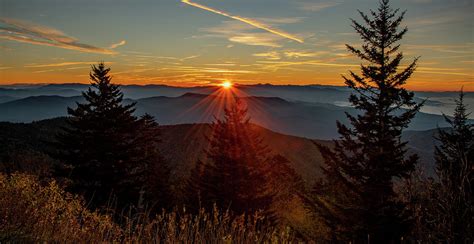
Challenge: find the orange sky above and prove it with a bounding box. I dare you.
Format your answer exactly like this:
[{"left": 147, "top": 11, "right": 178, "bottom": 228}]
[{"left": 0, "top": 0, "right": 473, "bottom": 92}]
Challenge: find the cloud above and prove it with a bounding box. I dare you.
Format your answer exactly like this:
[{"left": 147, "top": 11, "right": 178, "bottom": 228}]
[
  {"left": 201, "top": 21, "right": 284, "bottom": 47},
  {"left": 253, "top": 50, "right": 329, "bottom": 60},
  {"left": 298, "top": 2, "right": 341, "bottom": 12},
  {"left": 159, "top": 64, "right": 258, "bottom": 74},
  {"left": 228, "top": 35, "right": 282, "bottom": 47},
  {"left": 182, "top": 0, "right": 303, "bottom": 43},
  {"left": 0, "top": 17, "right": 117, "bottom": 54},
  {"left": 405, "top": 43, "right": 474, "bottom": 54},
  {"left": 256, "top": 60, "right": 358, "bottom": 72},
  {"left": 284, "top": 51, "right": 328, "bottom": 58},
  {"left": 253, "top": 51, "right": 281, "bottom": 60},
  {"left": 109, "top": 40, "right": 126, "bottom": 49},
  {"left": 205, "top": 63, "right": 236, "bottom": 67},
  {"left": 25, "top": 61, "right": 108, "bottom": 68},
  {"left": 180, "top": 55, "right": 200, "bottom": 61},
  {"left": 129, "top": 53, "right": 200, "bottom": 63},
  {"left": 255, "top": 17, "right": 305, "bottom": 25}
]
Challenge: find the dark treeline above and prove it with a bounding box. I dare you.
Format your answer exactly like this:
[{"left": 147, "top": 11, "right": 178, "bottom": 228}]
[{"left": 1, "top": 0, "right": 473, "bottom": 242}]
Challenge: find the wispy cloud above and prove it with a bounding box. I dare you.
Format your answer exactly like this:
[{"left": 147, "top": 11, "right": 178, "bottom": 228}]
[
  {"left": 180, "top": 55, "right": 200, "bottom": 61},
  {"left": 253, "top": 50, "right": 328, "bottom": 60},
  {"left": 256, "top": 60, "right": 358, "bottom": 72},
  {"left": 406, "top": 43, "right": 474, "bottom": 54},
  {"left": 253, "top": 51, "right": 281, "bottom": 60},
  {"left": 182, "top": 0, "right": 303, "bottom": 43},
  {"left": 161, "top": 65, "right": 258, "bottom": 74},
  {"left": 298, "top": 1, "right": 341, "bottom": 12},
  {"left": 109, "top": 40, "right": 126, "bottom": 49},
  {"left": 256, "top": 17, "right": 305, "bottom": 25},
  {"left": 130, "top": 54, "right": 200, "bottom": 62},
  {"left": 201, "top": 21, "right": 284, "bottom": 47},
  {"left": 284, "top": 51, "right": 328, "bottom": 58},
  {"left": 228, "top": 35, "right": 282, "bottom": 47},
  {"left": 25, "top": 61, "right": 107, "bottom": 68},
  {"left": 0, "top": 17, "right": 117, "bottom": 54}
]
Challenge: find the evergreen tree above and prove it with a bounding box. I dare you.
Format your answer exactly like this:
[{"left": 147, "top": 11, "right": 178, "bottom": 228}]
[
  {"left": 310, "top": 0, "right": 422, "bottom": 241},
  {"left": 265, "top": 154, "right": 306, "bottom": 226},
  {"left": 57, "top": 63, "right": 167, "bottom": 209},
  {"left": 434, "top": 91, "right": 473, "bottom": 243},
  {"left": 186, "top": 100, "right": 274, "bottom": 215},
  {"left": 139, "top": 114, "right": 172, "bottom": 210},
  {"left": 266, "top": 155, "right": 305, "bottom": 206}
]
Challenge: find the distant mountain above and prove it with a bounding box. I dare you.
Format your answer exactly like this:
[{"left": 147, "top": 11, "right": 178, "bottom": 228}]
[
  {"left": 158, "top": 124, "right": 442, "bottom": 183},
  {"left": 0, "top": 118, "right": 441, "bottom": 185},
  {"left": 402, "top": 128, "right": 444, "bottom": 175},
  {"left": 1, "top": 83, "right": 471, "bottom": 118},
  {"left": 0, "top": 118, "right": 326, "bottom": 185},
  {"left": 0, "top": 96, "right": 84, "bottom": 122},
  {"left": 0, "top": 86, "right": 83, "bottom": 98},
  {"left": 0, "top": 95, "right": 17, "bottom": 104},
  {"left": 0, "top": 93, "right": 457, "bottom": 139}
]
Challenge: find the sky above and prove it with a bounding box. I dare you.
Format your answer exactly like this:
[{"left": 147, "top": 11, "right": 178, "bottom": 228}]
[{"left": 0, "top": 0, "right": 473, "bottom": 91}]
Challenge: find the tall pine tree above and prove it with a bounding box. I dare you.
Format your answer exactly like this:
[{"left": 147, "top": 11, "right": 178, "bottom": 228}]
[
  {"left": 186, "top": 100, "right": 274, "bottom": 215},
  {"left": 434, "top": 90, "right": 473, "bottom": 243},
  {"left": 57, "top": 63, "right": 167, "bottom": 209},
  {"left": 311, "top": 0, "right": 422, "bottom": 241}
]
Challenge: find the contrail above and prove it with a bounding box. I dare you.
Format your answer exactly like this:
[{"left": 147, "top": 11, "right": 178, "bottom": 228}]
[{"left": 181, "top": 0, "right": 303, "bottom": 43}]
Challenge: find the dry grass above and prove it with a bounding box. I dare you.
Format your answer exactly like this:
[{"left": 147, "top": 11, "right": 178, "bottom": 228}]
[{"left": 0, "top": 173, "right": 295, "bottom": 243}]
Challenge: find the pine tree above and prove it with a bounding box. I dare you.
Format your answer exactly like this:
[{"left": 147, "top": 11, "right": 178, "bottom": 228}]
[
  {"left": 186, "top": 100, "right": 274, "bottom": 215},
  {"left": 266, "top": 155, "right": 305, "bottom": 205},
  {"left": 434, "top": 91, "right": 473, "bottom": 243},
  {"left": 57, "top": 63, "right": 166, "bottom": 209},
  {"left": 139, "top": 113, "right": 172, "bottom": 210},
  {"left": 311, "top": 0, "right": 422, "bottom": 241},
  {"left": 265, "top": 154, "right": 306, "bottom": 226}
]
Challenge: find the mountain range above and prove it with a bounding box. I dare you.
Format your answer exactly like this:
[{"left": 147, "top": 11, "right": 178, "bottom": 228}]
[
  {"left": 0, "top": 118, "right": 441, "bottom": 187},
  {"left": 0, "top": 92, "right": 459, "bottom": 140},
  {"left": 1, "top": 83, "right": 471, "bottom": 119},
  {"left": 0, "top": 83, "right": 467, "bottom": 176}
]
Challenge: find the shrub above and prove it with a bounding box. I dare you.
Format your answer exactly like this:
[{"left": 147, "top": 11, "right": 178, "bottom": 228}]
[{"left": 0, "top": 173, "right": 295, "bottom": 242}]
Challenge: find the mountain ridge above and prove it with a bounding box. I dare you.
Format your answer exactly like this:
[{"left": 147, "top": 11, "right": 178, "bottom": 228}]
[{"left": 0, "top": 93, "right": 462, "bottom": 140}]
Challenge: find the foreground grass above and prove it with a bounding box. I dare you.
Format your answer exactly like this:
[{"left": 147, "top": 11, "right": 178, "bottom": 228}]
[{"left": 0, "top": 173, "right": 295, "bottom": 243}]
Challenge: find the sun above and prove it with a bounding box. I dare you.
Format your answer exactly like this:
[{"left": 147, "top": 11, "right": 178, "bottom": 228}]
[{"left": 220, "top": 81, "right": 233, "bottom": 89}]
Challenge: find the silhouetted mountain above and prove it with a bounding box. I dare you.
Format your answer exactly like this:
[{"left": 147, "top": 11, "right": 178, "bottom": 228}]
[
  {"left": 0, "top": 87, "right": 83, "bottom": 98},
  {"left": 0, "top": 118, "right": 441, "bottom": 185},
  {"left": 0, "top": 95, "right": 17, "bottom": 103},
  {"left": 0, "top": 93, "right": 460, "bottom": 139},
  {"left": 402, "top": 128, "right": 447, "bottom": 175},
  {"left": 0, "top": 96, "right": 83, "bottom": 122},
  {"left": 1, "top": 84, "right": 471, "bottom": 119}
]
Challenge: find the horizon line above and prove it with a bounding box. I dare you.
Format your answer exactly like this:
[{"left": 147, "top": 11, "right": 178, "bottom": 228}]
[{"left": 0, "top": 82, "right": 471, "bottom": 92}]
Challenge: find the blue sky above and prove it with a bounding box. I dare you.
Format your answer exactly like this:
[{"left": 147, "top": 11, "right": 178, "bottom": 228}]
[{"left": 0, "top": 0, "right": 472, "bottom": 90}]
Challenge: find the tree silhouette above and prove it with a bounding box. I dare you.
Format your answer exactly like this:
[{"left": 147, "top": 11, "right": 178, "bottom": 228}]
[
  {"left": 57, "top": 63, "right": 167, "bottom": 209},
  {"left": 137, "top": 113, "right": 172, "bottom": 210},
  {"left": 311, "top": 0, "right": 422, "bottom": 242},
  {"left": 434, "top": 90, "right": 473, "bottom": 243},
  {"left": 186, "top": 100, "right": 274, "bottom": 215}
]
